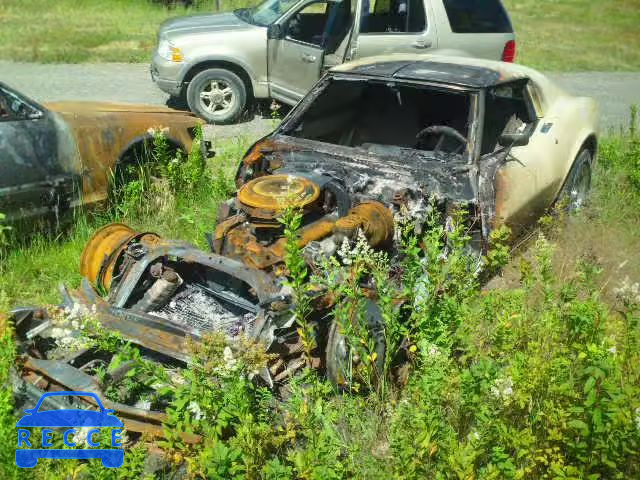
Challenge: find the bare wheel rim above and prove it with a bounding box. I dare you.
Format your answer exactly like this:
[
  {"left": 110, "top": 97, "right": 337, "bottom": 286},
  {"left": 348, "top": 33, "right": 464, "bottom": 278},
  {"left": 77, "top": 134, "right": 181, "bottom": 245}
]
[
  {"left": 569, "top": 153, "right": 591, "bottom": 211},
  {"left": 199, "top": 79, "right": 236, "bottom": 116}
]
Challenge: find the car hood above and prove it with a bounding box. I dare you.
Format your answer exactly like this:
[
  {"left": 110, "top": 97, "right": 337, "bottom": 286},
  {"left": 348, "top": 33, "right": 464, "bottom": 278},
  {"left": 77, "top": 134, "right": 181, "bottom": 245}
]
[
  {"left": 264, "top": 136, "right": 477, "bottom": 204},
  {"left": 159, "top": 12, "right": 253, "bottom": 37},
  {"left": 44, "top": 101, "right": 197, "bottom": 116}
]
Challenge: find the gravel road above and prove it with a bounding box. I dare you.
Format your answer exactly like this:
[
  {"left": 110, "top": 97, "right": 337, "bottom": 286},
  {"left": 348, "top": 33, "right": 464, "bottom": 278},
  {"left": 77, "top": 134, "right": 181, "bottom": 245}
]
[{"left": 1, "top": 61, "right": 639, "bottom": 140}]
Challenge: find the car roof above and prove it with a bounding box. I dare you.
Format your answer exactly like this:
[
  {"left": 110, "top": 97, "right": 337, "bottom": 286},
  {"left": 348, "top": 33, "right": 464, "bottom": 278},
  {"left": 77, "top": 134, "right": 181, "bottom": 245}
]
[
  {"left": 333, "top": 54, "right": 542, "bottom": 88},
  {"left": 331, "top": 54, "right": 568, "bottom": 115}
]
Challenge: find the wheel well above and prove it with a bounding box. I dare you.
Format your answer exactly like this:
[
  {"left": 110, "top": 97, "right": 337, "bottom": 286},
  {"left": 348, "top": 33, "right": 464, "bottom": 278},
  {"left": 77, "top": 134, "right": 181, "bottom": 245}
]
[
  {"left": 582, "top": 134, "right": 598, "bottom": 158},
  {"left": 183, "top": 61, "right": 254, "bottom": 101},
  {"left": 117, "top": 136, "right": 184, "bottom": 166}
]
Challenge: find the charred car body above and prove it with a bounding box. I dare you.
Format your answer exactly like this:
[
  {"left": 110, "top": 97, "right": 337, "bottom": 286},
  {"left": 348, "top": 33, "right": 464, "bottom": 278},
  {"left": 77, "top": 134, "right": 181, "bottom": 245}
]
[
  {"left": 0, "top": 82, "right": 204, "bottom": 227},
  {"left": 10, "top": 56, "right": 599, "bottom": 439}
]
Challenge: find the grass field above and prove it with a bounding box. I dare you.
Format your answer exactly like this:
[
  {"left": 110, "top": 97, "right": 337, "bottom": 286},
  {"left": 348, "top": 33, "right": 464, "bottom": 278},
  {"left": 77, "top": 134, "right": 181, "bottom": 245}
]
[
  {"left": 0, "top": 0, "right": 638, "bottom": 70},
  {"left": 504, "top": 0, "right": 640, "bottom": 71}
]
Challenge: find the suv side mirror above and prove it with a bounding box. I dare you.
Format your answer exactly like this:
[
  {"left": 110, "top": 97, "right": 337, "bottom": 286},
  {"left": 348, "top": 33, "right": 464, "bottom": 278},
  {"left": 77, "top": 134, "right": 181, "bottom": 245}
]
[
  {"left": 498, "top": 131, "right": 530, "bottom": 147},
  {"left": 267, "top": 24, "right": 284, "bottom": 40}
]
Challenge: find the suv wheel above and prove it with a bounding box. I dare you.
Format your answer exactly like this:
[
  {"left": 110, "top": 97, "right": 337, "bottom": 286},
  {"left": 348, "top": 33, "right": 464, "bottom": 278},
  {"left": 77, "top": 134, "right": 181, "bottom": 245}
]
[{"left": 186, "top": 68, "right": 247, "bottom": 124}]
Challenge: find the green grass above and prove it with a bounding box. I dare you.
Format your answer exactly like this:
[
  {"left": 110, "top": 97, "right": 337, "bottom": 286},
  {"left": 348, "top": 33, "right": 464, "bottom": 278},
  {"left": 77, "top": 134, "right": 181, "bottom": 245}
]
[
  {"left": 503, "top": 0, "right": 640, "bottom": 71},
  {"left": 0, "top": 0, "right": 250, "bottom": 63},
  {"left": 0, "top": 0, "right": 638, "bottom": 69}
]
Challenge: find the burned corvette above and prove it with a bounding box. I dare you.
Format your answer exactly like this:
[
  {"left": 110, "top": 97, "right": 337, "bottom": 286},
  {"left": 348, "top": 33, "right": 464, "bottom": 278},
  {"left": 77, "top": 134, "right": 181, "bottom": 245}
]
[{"left": 9, "top": 55, "right": 599, "bottom": 438}]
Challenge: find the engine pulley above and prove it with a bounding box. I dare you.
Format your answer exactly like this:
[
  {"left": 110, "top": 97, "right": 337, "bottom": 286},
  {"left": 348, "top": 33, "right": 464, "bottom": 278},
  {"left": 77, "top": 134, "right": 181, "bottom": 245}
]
[{"left": 237, "top": 174, "right": 321, "bottom": 221}]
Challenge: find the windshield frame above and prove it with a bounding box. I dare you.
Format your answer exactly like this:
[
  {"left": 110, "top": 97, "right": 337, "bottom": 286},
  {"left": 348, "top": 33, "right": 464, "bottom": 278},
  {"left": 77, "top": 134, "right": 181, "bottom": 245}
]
[
  {"left": 234, "top": 0, "right": 304, "bottom": 27},
  {"left": 277, "top": 73, "right": 481, "bottom": 166}
]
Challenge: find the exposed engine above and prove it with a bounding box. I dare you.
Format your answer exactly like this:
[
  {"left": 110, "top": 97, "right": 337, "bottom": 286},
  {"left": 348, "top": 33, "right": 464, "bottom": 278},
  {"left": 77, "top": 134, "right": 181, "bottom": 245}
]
[{"left": 213, "top": 172, "right": 396, "bottom": 272}]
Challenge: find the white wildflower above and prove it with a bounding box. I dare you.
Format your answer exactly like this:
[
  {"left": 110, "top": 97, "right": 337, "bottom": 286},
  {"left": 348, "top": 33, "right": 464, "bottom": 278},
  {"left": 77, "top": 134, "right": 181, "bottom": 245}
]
[
  {"left": 134, "top": 399, "right": 152, "bottom": 410},
  {"left": 72, "top": 426, "right": 93, "bottom": 447},
  {"left": 466, "top": 430, "right": 481, "bottom": 441},
  {"left": 223, "top": 346, "right": 237, "bottom": 370},
  {"left": 187, "top": 401, "right": 205, "bottom": 421},
  {"left": 337, "top": 236, "right": 353, "bottom": 265},
  {"left": 428, "top": 345, "right": 441, "bottom": 357},
  {"left": 490, "top": 376, "right": 514, "bottom": 401}
]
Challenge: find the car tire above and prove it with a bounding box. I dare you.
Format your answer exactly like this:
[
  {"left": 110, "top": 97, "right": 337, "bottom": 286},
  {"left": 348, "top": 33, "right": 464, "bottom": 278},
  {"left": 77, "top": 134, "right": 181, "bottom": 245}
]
[
  {"left": 559, "top": 148, "right": 593, "bottom": 212},
  {"left": 186, "top": 68, "right": 247, "bottom": 124},
  {"left": 325, "top": 299, "right": 386, "bottom": 390}
]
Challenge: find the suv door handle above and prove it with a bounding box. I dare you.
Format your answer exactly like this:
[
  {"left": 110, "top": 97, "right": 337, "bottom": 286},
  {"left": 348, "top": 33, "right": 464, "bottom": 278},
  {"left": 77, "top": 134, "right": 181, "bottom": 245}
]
[
  {"left": 412, "top": 39, "right": 432, "bottom": 49},
  {"left": 301, "top": 53, "right": 317, "bottom": 63}
]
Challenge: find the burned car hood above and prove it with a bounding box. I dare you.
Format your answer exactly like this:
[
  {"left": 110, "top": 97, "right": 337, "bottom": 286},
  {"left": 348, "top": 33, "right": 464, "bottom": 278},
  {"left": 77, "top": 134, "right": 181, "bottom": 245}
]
[
  {"left": 159, "top": 12, "right": 254, "bottom": 37},
  {"left": 265, "top": 136, "right": 476, "bottom": 204},
  {"left": 44, "top": 101, "right": 198, "bottom": 116}
]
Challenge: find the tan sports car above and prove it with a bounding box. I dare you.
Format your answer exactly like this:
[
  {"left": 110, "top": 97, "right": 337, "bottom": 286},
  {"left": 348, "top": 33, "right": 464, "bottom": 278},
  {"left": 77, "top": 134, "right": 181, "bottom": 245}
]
[{"left": 0, "top": 82, "right": 203, "bottom": 224}]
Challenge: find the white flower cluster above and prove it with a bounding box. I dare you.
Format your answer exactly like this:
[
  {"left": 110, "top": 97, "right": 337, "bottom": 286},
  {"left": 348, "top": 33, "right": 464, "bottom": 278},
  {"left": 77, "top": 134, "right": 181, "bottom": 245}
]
[
  {"left": 427, "top": 344, "right": 442, "bottom": 358},
  {"left": 223, "top": 346, "right": 238, "bottom": 370},
  {"left": 188, "top": 401, "right": 206, "bottom": 421},
  {"left": 146, "top": 126, "right": 169, "bottom": 136},
  {"left": 47, "top": 302, "right": 97, "bottom": 350},
  {"left": 614, "top": 276, "right": 640, "bottom": 307},
  {"left": 490, "top": 376, "right": 514, "bottom": 400},
  {"left": 337, "top": 229, "right": 388, "bottom": 268},
  {"left": 71, "top": 426, "right": 93, "bottom": 447},
  {"left": 337, "top": 230, "right": 374, "bottom": 265}
]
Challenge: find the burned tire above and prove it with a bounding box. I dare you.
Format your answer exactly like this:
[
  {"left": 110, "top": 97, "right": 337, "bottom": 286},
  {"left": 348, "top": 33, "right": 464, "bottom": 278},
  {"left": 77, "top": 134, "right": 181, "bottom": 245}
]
[
  {"left": 326, "top": 299, "right": 386, "bottom": 390},
  {"left": 186, "top": 68, "right": 247, "bottom": 124},
  {"left": 559, "top": 148, "right": 593, "bottom": 212}
]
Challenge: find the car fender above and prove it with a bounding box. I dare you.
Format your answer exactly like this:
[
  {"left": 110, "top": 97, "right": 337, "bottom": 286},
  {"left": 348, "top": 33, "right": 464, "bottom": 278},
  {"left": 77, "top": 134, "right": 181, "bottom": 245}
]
[
  {"left": 117, "top": 133, "right": 187, "bottom": 166},
  {"left": 552, "top": 96, "right": 599, "bottom": 199}
]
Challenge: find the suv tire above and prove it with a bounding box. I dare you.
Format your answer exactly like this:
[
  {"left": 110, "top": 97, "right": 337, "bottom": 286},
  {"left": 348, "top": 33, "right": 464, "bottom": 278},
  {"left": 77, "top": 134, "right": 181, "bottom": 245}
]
[{"left": 186, "top": 68, "right": 247, "bottom": 124}]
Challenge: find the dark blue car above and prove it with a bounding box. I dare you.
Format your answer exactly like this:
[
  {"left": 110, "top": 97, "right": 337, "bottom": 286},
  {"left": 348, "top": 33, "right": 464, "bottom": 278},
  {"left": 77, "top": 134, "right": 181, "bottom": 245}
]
[{"left": 15, "top": 391, "right": 124, "bottom": 468}]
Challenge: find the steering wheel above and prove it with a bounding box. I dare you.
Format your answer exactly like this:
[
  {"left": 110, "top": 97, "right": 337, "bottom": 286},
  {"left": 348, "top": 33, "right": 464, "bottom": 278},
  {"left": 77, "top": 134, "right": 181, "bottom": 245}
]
[{"left": 415, "top": 125, "right": 467, "bottom": 154}]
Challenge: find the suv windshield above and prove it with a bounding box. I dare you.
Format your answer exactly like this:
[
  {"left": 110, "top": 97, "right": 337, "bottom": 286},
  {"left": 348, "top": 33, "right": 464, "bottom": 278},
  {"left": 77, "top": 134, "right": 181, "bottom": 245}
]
[
  {"left": 283, "top": 77, "right": 472, "bottom": 158},
  {"left": 235, "top": 0, "right": 300, "bottom": 26}
]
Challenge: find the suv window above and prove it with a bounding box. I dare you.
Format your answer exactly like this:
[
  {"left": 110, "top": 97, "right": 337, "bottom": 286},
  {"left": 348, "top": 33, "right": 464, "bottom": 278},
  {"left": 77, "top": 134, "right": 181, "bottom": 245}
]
[
  {"left": 287, "top": 0, "right": 353, "bottom": 51},
  {"left": 360, "top": 0, "right": 426, "bottom": 33},
  {"left": 442, "top": 0, "right": 512, "bottom": 34}
]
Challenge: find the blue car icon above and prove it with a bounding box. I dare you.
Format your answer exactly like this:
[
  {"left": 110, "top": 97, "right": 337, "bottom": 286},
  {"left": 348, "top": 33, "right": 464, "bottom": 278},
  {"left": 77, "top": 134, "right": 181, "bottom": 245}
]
[{"left": 16, "top": 391, "right": 124, "bottom": 468}]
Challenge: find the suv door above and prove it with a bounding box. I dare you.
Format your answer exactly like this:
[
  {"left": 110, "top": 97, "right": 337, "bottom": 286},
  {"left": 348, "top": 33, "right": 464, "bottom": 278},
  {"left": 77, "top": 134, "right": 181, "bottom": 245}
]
[
  {"left": 268, "top": 0, "right": 354, "bottom": 104},
  {"left": 0, "top": 86, "right": 73, "bottom": 223},
  {"left": 354, "top": 0, "right": 436, "bottom": 58}
]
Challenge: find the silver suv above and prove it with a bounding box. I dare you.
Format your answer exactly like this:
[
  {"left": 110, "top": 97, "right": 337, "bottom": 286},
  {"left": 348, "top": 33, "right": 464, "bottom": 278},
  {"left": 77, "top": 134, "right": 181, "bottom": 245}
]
[{"left": 151, "top": 0, "right": 515, "bottom": 124}]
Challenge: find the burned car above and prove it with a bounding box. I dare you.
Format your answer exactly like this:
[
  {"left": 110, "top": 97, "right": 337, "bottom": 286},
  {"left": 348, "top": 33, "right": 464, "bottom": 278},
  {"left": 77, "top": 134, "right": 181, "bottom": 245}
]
[
  {"left": 9, "top": 56, "right": 598, "bottom": 439},
  {"left": 0, "top": 82, "right": 204, "bottom": 227}
]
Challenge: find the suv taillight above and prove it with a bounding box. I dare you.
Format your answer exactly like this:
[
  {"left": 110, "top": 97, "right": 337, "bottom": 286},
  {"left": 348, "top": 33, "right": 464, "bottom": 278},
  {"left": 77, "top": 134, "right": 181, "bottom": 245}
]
[{"left": 502, "top": 40, "right": 517, "bottom": 62}]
